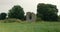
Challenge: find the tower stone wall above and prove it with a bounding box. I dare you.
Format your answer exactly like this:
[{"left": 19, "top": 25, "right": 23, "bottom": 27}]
[{"left": 26, "top": 12, "right": 36, "bottom": 22}]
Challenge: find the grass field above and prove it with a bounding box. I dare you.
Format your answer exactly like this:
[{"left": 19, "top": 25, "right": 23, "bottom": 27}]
[{"left": 0, "top": 22, "right": 60, "bottom": 32}]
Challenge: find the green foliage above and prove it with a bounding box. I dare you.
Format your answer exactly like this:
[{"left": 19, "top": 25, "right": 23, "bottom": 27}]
[
  {"left": 0, "top": 18, "right": 22, "bottom": 23},
  {"left": 37, "top": 3, "right": 58, "bottom": 21},
  {"left": 3, "top": 19, "right": 21, "bottom": 23},
  {"left": 0, "top": 13, "right": 7, "bottom": 20},
  {"left": 8, "top": 5, "right": 25, "bottom": 20}
]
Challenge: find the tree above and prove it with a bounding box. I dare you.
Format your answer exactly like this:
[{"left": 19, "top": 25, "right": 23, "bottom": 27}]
[
  {"left": 0, "top": 13, "right": 7, "bottom": 20},
  {"left": 37, "top": 3, "right": 58, "bottom": 21},
  {"left": 8, "top": 5, "right": 25, "bottom": 20}
]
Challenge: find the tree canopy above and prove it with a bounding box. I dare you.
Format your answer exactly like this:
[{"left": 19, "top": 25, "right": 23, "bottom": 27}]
[
  {"left": 8, "top": 5, "right": 25, "bottom": 20},
  {"left": 37, "top": 3, "right": 58, "bottom": 21}
]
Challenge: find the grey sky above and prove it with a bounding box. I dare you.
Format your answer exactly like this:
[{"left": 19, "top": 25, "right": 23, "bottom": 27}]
[{"left": 0, "top": 0, "right": 60, "bottom": 15}]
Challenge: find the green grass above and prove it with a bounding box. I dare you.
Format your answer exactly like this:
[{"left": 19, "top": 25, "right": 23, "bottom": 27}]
[{"left": 0, "top": 22, "right": 60, "bottom": 32}]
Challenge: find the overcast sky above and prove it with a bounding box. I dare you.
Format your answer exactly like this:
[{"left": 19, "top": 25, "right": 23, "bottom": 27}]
[{"left": 0, "top": 0, "right": 60, "bottom": 15}]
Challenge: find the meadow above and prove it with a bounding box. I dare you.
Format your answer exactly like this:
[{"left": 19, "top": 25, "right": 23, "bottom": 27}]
[{"left": 0, "top": 21, "right": 60, "bottom": 32}]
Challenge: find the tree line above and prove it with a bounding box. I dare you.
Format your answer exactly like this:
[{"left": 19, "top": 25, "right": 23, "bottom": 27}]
[{"left": 0, "top": 3, "right": 59, "bottom": 21}]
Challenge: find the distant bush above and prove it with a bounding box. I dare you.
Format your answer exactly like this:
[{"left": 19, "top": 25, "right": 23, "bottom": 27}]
[{"left": 0, "top": 13, "right": 7, "bottom": 20}]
